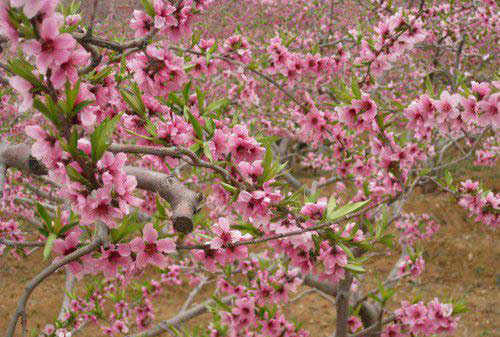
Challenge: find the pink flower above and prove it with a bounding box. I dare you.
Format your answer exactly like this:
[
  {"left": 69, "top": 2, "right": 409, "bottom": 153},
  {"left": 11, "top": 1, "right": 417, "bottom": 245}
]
[
  {"left": 10, "top": 0, "right": 46, "bottom": 19},
  {"left": 477, "top": 93, "right": 499, "bottom": 128},
  {"left": 153, "top": 0, "right": 177, "bottom": 30},
  {"left": 352, "top": 94, "right": 378, "bottom": 122},
  {"left": 381, "top": 324, "right": 404, "bottom": 337},
  {"left": 65, "top": 14, "right": 81, "bottom": 26},
  {"left": 53, "top": 232, "right": 85, "bottom": 278},
  {"left": 0, "top": 3, "right": 19, "bottom": 47},
  {"left": 130, "top": 223, "right": 176, "bottom": 268},
  {"left": 300, "top": 197, "right": 327, "bottom": 220},
  {"left": 208, "top": 129, "right": 230, "bottom": 160},
  {"left": 193, "top": 248, "right": 222, "bottom": 272},
  {"left": 98, "top": 244, "right": 132, "bottom": 277},
  {"left": 25, "top": 125, "right": 63, "bottom": 166},
  {"left": 460, "top": 179, "right": 479, "bottom": 192},
  {"left": 210, "top": 218, "right": 243, "bottom": 249},
  {"left": 9, "top": 76, "right": 33, "bottom": 112},
  {"left": 471, "top": 81, "right": 491, "bottom": 100},
  {"left": 130, "top": 10, "right": 153, "bottom": 37},
  {"left": 237, "top": 160, "right": 263, "bottom": 183},
  {"left": 23, "top": 16, "right": 76, "bottom": 74},
  {"left": 228, "top": 125, "right": 265, "bottom": 163},
  {"left": 337, "top": 105, "right": 359, "bottom": 128},
  {"left": 80, "top": 187, "right": 123, "bottom": 227},
  {"left": 433, "top": 91, "right": 460, "bottom": 121},
  {"left": 348, "top": 316, "right": 362, "bottom": 332},
  {"left": 50, "top": 47, "right": 90, "bottom": 88}
]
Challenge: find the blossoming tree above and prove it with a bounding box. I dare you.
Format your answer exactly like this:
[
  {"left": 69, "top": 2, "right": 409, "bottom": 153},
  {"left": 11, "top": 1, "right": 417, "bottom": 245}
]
[{"left": 0, "top": 0, "right": 498, "bottom": 336}]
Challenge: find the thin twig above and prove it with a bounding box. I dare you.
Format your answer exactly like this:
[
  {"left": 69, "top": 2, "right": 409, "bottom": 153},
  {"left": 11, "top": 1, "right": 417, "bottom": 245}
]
[
  {"left": 0, "top": 162, "right": 6, "bottom": 199},
  {"left": 0, "top": 238, "right": 45, "bottom": 247},
  {"left": 177, "top": 198, "right": 388, "bottom": 250},
  {"left": 179, "top": 277, "right": 208, "bottom": 313}
]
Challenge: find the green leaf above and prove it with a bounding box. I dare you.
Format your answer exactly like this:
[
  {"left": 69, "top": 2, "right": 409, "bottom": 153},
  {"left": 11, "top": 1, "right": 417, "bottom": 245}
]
[
  {"left": 444, "top": 169, "right": 453, "bottom": 186},
  {"left": 211, "top": 295, "right": 232, "bottom": 312},
  {"left": 196, "top": 85, "right": 205, "bottom": 112},
  {"left": 424, "top": 75, "right": 434, "bottom": 97},
  {"left": 43, "top": 233, "right": 57, "bottom": 260},
  {"left": 36, "top": 202, "right": 52, "bottom": 228},
  {"left": 120, "top": 87, "right": 145, "bottom": 117},
  {"left": 187, "top": 110, "right": 203, "bottom": 140},
  {"left": 73, "top": 100, "right": 94, "bottom": 114},
  {"left": 33, "top": 98, "right": 60, "bottom": 127},
  {"left": 202, "top": 142, "right": 213, "bottom": 162},
  {"left": 205, "top": 117, "right": 216, "bottom": 137},
  {"left": 140, "top": 0, "right": 155, "bottom": 18},
  {"left": 344, "top": 263, "right": 366, "bottom": 274},
  {"left": 183, "top": 81, "right": 192, "bottom": 105},
  {"left": 191, "top": 30, "right": 203, "bottom": 47},
  {"left": 325, "top": 195, "right": 337, "bottom": 221},
  {"left": 351, "top": 77, "right": 361, "bottom": 99},
  {"left": 64, "top": 80, "right": 81, "bottom": 116},
  {"left": 66, "top": 165, "right": 91, "bottom": 187},
  {"left": 259, "top": 145, "right": 273, "bottom": 183},
  {"left": 327, "top": 199, "right": 370, "bottom": 222},
  {"left": 336, "top": 240, "right": 354, "bottom": 259},
  {"left": 206, "top": 98, "right": 230, "bottom": 113},
  {"left": 90, "top": 114, "right": 120, "bottom": 162},
  {"left": 220, "top": 182, "right": 238, "bottom": 193}
]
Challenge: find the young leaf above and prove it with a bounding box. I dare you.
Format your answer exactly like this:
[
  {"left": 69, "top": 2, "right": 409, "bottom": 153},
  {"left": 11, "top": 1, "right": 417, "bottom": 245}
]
[
  {"left": 327, "top": 199, "right": 370, "bottom": 222},
  {"left": 36, "top": 202, "right": 52, "bottom": 228},
  {"left": 90, "top": 114, "right": 120, "bottom": 162},
  {"left": 187, "top": 110, "right": 203, "bottom": 140},
  {"left": 445, "top": 169, "right": 453, "bottom": 186},
  {"left": 43, "top": 233, "right": 57, "bottom": 260},
  {"left": 351, "top": 77, "right": 361, "bottom": 99}
]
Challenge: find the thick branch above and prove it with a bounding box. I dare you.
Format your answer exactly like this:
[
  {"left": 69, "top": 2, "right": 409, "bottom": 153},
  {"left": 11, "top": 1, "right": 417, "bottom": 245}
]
[
  {"left": 0, "top": 143, "right": 200, "bottom": 233},
  {"left": 335, "top": 272, "right": 353, "bottom": 337},
  {"left": 124, "top": 166, "right": 200, "bottom": 233}
]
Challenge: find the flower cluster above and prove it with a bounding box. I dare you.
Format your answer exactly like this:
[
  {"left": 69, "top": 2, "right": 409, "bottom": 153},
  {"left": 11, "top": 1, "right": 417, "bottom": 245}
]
[
  {"left": 397, "top": 255, "right": 425, "bottom": 279},
  {"left": 458, "top": 180, "right": 499, "bottom": 229},
  {"left": 128, "top": 44, "right": 188, "bottom": 97},
  {"left": 210, "top": 267, "right": 307, "bottom": 336},
  {"left": 385, "top": 299, "right": 459, "bottom": 336},
  {"left": 356, "top": 11, "right": 427, "bottom": 79},
  {"left": 395, "top": 213, "right": 439, "bottom": 246}
]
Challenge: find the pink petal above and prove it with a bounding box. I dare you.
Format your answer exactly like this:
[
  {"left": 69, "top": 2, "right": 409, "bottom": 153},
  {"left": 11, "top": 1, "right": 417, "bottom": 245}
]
[
  {"left": 40, "top": 17, "right": 59, "bottom": 40},
  {"left": 150, "top": 253, "right": 168, "bottom": 268},
  {"left": 118, "top": 243, "right": 131, "bottom": 256},
  {"left": 36, "top": 52, "right": 52, "bottom": 74},
  {"left": 25, "top": 125, "right": 45, "bottom": 140},
  {"left": 135, "top": 252, "right": 148, "bottom": 267},
  {"left": 143, "top": 223, "right": 158, "bottom": 243},
  {"left": 22, "top": 39, "right": 41, "bottom": 55},
  {"left": 53, "top": 33, "right": 76, "bottom": 50},
  {"left": 210, "top": 238, "right": 223, "bottom": 249},
  {"left": 130, "top": 237, "right": 145, "bottom": 252},
  {"left": 9, "top": 76, "right": 32, "bottom": 93},
  {"left": 50, "top": 67, "right": 66, "bottom": 89},
  {"left": 23, "top": 0, "right": 44, "bottom": 18},
  {"left": 157, "top": 238, "right": 175, "bottom": 253}
]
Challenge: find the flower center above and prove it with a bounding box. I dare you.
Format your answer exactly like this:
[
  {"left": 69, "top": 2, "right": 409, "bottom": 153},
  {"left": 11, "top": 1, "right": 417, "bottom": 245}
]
[{"left": 144, "top": 242, "right": 157, "bottom": 255}]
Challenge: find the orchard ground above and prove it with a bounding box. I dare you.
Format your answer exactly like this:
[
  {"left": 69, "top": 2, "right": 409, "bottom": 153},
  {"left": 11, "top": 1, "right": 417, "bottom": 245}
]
[{"left": 2, "top": 161, "right": 498, "bottom": 336}]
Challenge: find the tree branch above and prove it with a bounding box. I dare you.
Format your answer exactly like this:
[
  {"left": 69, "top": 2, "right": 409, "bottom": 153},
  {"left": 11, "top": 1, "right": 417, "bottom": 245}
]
[
  {"left": 4, "top": 226, "right": 106, "bottom": 337},
  {"left": 335, "top": 272, "right": 353, "bottom": 337},
  {"left": 0, "top": 143, "right": 201, "bottom": 233},
  {"left": 127, "top": 296, "right": 235, "bottom": 337}
]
